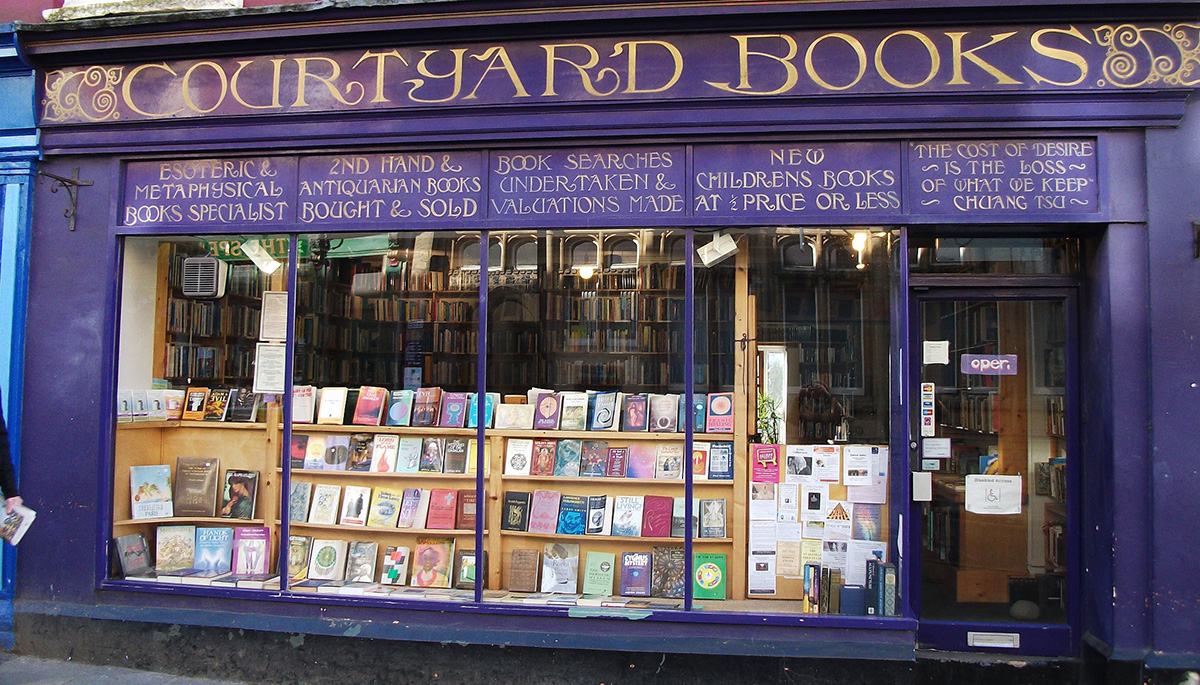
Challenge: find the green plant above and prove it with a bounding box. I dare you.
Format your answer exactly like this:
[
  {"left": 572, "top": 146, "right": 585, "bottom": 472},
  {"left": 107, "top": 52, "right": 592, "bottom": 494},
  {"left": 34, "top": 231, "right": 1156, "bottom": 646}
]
[{"left": 756, "top": 392, "right": 783, "bottom": 444}]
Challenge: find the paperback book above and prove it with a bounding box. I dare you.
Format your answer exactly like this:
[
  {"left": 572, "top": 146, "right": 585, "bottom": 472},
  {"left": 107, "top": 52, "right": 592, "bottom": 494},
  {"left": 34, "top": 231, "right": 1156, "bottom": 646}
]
[
  {"left": 129, "top": 465, "right": 173, "bottom": 519},
  {"left": 194, "top": 527, "right": 234, "bottom": 574},
  {"left": 385, "top": 389, "right": 414, "bottom": 426},
  {"left": 232, "top": 526, "right": 271, "bottom": 575},
  {"left": 540, "top": 542, "right": 579, "bottom": 594},
  {"left": 553, "top": 439, "right": 582, "bottom": 477},
  {"left": 174, "top": 456, "right": 219, "bottom": 517},
  {"left": 219, "top": 469, "right": 258, "bottom": 519}
]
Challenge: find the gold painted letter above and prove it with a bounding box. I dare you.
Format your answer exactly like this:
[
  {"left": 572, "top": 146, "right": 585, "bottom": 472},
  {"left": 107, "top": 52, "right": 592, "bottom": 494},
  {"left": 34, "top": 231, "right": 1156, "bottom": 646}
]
[
  {"left": 706, "top": 34, "right": 799, "bottom": 95},
  {"left": 947, "top": 31, "right": 1021, "bottom": 85},
  {"left": 1023, "top": 26, "right": 1090, "bottom": 87}
]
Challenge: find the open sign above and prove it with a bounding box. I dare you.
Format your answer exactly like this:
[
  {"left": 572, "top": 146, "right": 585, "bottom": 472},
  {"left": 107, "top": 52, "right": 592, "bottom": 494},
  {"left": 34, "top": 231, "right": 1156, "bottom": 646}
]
[{"left": 961, "top": 354, "right": 1018, "bottom": 376}]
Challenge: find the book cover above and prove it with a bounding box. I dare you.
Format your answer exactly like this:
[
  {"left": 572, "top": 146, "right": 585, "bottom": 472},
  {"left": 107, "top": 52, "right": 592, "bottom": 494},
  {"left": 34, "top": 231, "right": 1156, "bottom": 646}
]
[
  {"left": 620, "top": 551, "right": 652, "bottom": 597},
  {"left": 308, "top": 539, "right": 349, "bottom": 581},
  {"left": 501, "top": 491, "right": 531, "bottom": 532},
  {"left": 527, "top": 489, "right": 562, "bottom": 535},
  {"left": 193, "top": 527, "right": 234, "bottom": 574},
  {"left": 556, "top": 494, "right": 588, "bottom": 535},
  {"left": 155, "top": 524, "right": 196, "bottom": 572},
  {"left": 465, "top": 439, "right": 490, "bottom": 476},
  {"left": 352, "top": 386, "right": 388, "bottom": 425},
  {"left": 163, "top": 389, "right": 186, "bottom": 420},
  {"left": 670, "top": 497, "right": 686, "bottom": 538},
  {"left": 342, "top": 389, "right": 361, "bottom": 425},
  {"left": 622, "top": 394, "right": 649, "bottom": 431},
  {"left": 529, "top": 438, "right": 557, "bottom": 476},
  {"left": 532, "top": 392, "right": 561, "bottom": 430},
  {"left": 288, "top": 480, "right": 312, "bottom": 523},
  {"left": 540, "top": 542, "right": 579, "bottom": 593},
  {"left": 227, "top": 389, "right": 261, "bottom": 422},
  {"left": 396, "top": 488, "right": 423, "bottom": 528},
  {"left": 611, "top": 496, "right": 644, "bottom": 537},
  {"left": 316, "top": 387, "right": 349, "bottom": 425},
  {"left": 411, "top": 537, "right": 454, "bottom": 588},
  {"left": 369, "top": 434, "right": 400, "bottom": 473},
  {"left": 291, "top": 385, "right": 317, "bottom": 423},
  {"left": 385, "top": 389, "right": 414, "bottom": 426},
  {"left": 692, "top": 394, "right": 707, "bottom": 433},
  {"left": 626, "top": 444, "right": 656, "bottom": 479},
  {"left": 115, "top": 532, "right": 152, "bottom": 577},
  {"left": 418, "top": 437, "right": 445, "bottom": 473},
  {"left": 504, "top": 438, "right": 533, "bottom": 476},
  {"left": 338, "top": 486, "right": 370, "bottom": 526},
  {"left": 579, "top": 440, "right": 609, "bottom": 477},
  {"left": 116, "top": 389, "right": 132, "bottom": 423},
  {"left": 345, "top": 541, "right": 379, "bottom": 583},
  {"left": 456, "top": 489, "right": 478, "bottom": 530},
  {"left": 174, "top": 456, "right": 219, "bottom": 517},
  {"left": 454, "top": 549, "right": 485, "bottom": 590},
  {"left": 182, "top": 387, "right": 209, "bottom": 421},
  {"left": 465, "top": 392, "right": 498, "bottom": 429},
  {"left": 443, "top": 437, "right": 469, "bottom": 474},
  {"left": 851, "top": 503, "right": 884, "bottom": 542},
  {"left": 347, "top": 433, "right": 373, "bottom": 472},
  {"left": 414, "top": 489, "right": 433, "bottom": 530},
  {"left": 307, "top": 484, "right": 341, "bottom": 525},
  {"left": 585, "top": 495, "right": 610, "bottom": 536},
  {"left": 380, "top": 546, "right": 411, "bottom": 585},
  {"left": 705, "top": 392, "right": 734, "bottom": 433},
  {"left": 641, "top": 495, "right": 673, "bottom": 538},
  {"left": 589, "top": 391, "right": 618, "bottom": 430},
  {"left": 691, "top": 442, "right": 710, "bottom": 481},
  {"left": 494, "top": 403, "right": 535, "bottom": 430},
  {"left": 130, "top": 465, "right": 173, "bottom": 519},
  {"left": 605, "top": 447, "right": 628, "bottom": 477},
  {"left": 507, "top": 548, "right": 539, "bottom": 593},
  {"left": 648, "top": 393, "right": 680, "bottom": 432},
  {"left": 651, "top": 546, "right": 685, "bottom": 599},
  {"left": 558, "top": 392, "right": 589, "bottom": 431},
  {"left": 302, "top": 434, "right": 328, "bottom": 471},
  {"left": 438, "top": 391, "right": 469, "bottom": 428},
  {"left": 219, "top": 469, "right": 258, "bottom": 520},
  {"left": 289, "top": 434, "right": 309, "bottom": 470},
  {"left": 700, "top": 498, "right": 727, "bottom": 538},
  {"left": 693, "top": 553, "right": 727, "bottom": 600},
  {"left": 582, "top": 551, "right": 616, "bottom": 596},
  {"left": 654, "top": 444, "right": 684, "bottom": 480},
  {"left": 395, "top": 437, "right": 422, "bottom": 473},
  {"left": 411, "top": 387, "right": 443, "bottom": 427},
  {"left": 424, "top": 488, "right": 459, "bottom": 530},
  {"left": 366, "top": 486, "right": 406, "bottom": 528},
  {"left": 287, "top": 535, "right": 312, "bottom": 581},
  {"left": 707, "top": 442, "right": 735, "bottom": 480},
  {"left": 553, "top": 439, "right": 582, "bottom": 477},
  {"left": 323, "top": 435, "right": 351, "bottom": 471},
  {"left": 231, "top": 526, "right": 270, "bottom": 575}
]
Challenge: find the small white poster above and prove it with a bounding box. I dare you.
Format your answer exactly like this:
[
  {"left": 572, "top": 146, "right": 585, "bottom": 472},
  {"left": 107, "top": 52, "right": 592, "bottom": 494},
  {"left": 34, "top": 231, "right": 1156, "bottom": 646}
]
[
  {"left": 965, "top": 475, "right": 1023, "bottom": 514},
  {"left": 777, "top": 482, "right": 800, "bottom": 523},
  {"left": 776, "top": 541, "right": 802, "bottom": 577},
  {"left": 923, "top": 437, "right": 952, "bottom": 459},
  {"left": 845, "top": 541, "right": 888, "bottom": 586},
  {"left": 801, "top": 483, "right": 829, "bottom": 522},
  {"left": 811, "top": 445, "right": 841, "bottom": 483},
  {"left": 259, "top": 291, "right": 290, "bottom": 342},
  {"left": 923, "top": 340, "right": 950, "bottom": 365},
  {"left": 820, "top": 540, "right": 848, "bottom": 575},
  {"left": 841, "top": 445, "right": 875, "bottom": 487},
  {"left": 252, "top": 342, "right": 287, "bottom": 394},
  {"left": 847, "top": 447, "right": 889, "bottom": 504},
  {"left": 749, "top": 482, "right": 778, "bottom": 521},
  {"left": 784, "top": 444, "right": 815, "bottom": 483},
  {"left": 748, "top": 553, "right": 777, "bottom": 595},
  {"left": 749, "top": 520, "right": 778, "bottom": 555}
]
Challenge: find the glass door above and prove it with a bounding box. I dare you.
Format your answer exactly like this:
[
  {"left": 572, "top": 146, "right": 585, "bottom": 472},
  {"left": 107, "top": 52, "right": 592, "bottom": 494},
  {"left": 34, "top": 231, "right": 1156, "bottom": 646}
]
[{"left": 910, "top": 291, "right": 1076, "bottom": 656}]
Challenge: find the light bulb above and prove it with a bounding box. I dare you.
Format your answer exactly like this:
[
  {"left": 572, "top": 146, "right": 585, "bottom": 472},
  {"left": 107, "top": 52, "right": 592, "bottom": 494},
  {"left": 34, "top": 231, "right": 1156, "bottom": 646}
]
[
  {"left": 577, "top": 265, "right": 595, "bottom": 280},
  {"left": 851, "top": 231, "right": 868, "bottom": 252}
]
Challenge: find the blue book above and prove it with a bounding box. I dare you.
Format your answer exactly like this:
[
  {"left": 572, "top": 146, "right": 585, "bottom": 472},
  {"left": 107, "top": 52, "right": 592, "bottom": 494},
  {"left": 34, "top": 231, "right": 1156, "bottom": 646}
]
[
  {"left": 553, "top": 439, "right": 582, "bottom": 477},
  {"left": 466, "top": 392, "right": 498, "bottom": 429},
  {"left": 692, "top": 394, "right": 707, "bottom": 433},
  {"left": 385, "top": 389, "right": 414, "bottom": 426},
  {"left": 589, "top": 391, "right": 618, "bottom": 430},
  {"left": 193, "top": 527, "right": 234, "bottom": 574},
  {"left": 556, "top": 494, "right": 588, "bottom": 535},
  {"left": 840, "top": 585, "right": 866, "bottom": 615},
  {"left": 707, "top": 442, "right": 734, "bottom": 480}
]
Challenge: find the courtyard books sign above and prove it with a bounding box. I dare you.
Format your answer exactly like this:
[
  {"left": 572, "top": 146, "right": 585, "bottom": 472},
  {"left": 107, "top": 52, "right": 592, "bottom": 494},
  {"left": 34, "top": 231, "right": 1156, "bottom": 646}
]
[{"left": 44, "top": 23, "right": 1200, "bottom": 124}]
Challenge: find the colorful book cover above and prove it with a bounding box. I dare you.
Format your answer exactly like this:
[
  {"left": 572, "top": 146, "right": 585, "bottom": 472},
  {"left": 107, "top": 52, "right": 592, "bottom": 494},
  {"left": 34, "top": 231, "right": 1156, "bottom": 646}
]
[
  {"left": 692, "top": 394, "right": 708, "bottom": 433},
  {"left": 182, "top": 387, "right": 210, "bottom": 421},
  {"left": 173, "top": 456, "right": 219, "bottom": 517},
  {"left": 366, "top": 486, "right": 406, "bottom": 528},
  {"left": 700, "top": 498, "right": 727, "bottom": 538},
  {"left": 501, "top": 491, "right": 532, "bottom": 532},
  {"left": 380, "top": 546, "right": 411, "bottom": 585},
  {"left": 611, "top": 496, "right": 643, "bottom": 537},
  {"left": 622, "top": 394, "right": 649, "bottom": 431},
  {"left": 411, "top": 387, "right": 442, "bottom": 427},
  {"left": 202, "top": 388, "right": 233, "bottom": 421},
  {"left": 443, "top": 437, "right": 469, "bottom": 474},
  {"left": 620, "top": 551, "right": 652, "bottom": 597},
  {"left": 289, "top": 434, "right": 309, "bottom": 470},
  {"left": 411, "top": 537, "right": 454, "bottom": 589},
  {"left": 288, "top": 480, "right": 311, "bottom": 523},
  {"left": 605, "top": 447, "right": 629, "bottom": 477},
  {"left": 396, "top": 488, "right": 422, "bottom": 528},
  {"left": 347, "top": 433, "right": 372, "bottom": 472},
  {"left": 651, "top": 546, "right": 685, "bottom": 599},
  {"left": 505, "top": 438, "right": 534, "bottom": 476},
  {"left": 307, "top": 483, "right": 341, "bottom": 525},
  {"left": 647, "top": 394, "right": 679, "bottom": 432},
  {"left": 751, "top": 444, "right": 782, "bottom": 483},
  {"left": 705, "top": 392, "right": 734, "bottom": 433},
  {"left": 369, "top": 434, "right": 400, "bottom": 473},
  {"left": 219, "top": 468, "right": 258, "bottom": 520},
  {"left": 231, "top": 526, "right": 271, "bottom": 575},
  {"left": 540, "top": 542, "right": 579, "bottom": 594},
  {"left": 641, "top": 495, "right": 673, "bottom": 537},
  {"left": 352, "top": 386, "right": 388, "bottom": 425},
  {"left": 579, "top": 440, "right": 609, "bottom": 477},
  {"left": 155, "top": 525, "right": 196, "bottom": 572},
  {"left": 527, "top": 489, "right": 562, "bottom": 535},
  {"left": 193, "top": 527, "right": 234, "bottom": 574},
  {"left": 395, "top": 437, "right": 422, "bottom": 473},
  {"left": 454, "top": 549, "right": 485, "bottom": 590},
  {"left": 385, "top": 389, "right": 414, "bottom": 426},
  {"left": 419, "top": 437, "right": 445, "bottom": 473},
  {"left": 692, "top": 442, "right": 710, "bottom": 481},
  {"left": 556, "top": 494, "right": 588, "bottom": 535},
  {"left": 582, "top": 551, "right": 616, "bottom": 596},
  {"left": 851, "top": 503, "right": 884, "bottom": 542},
  {"left": 345, "top": 541, "right": 379, "bottom": 583},
  {"left": 654, "top": 444, "right": 684, "bottom": 480},
  {"left": 424, "top": 488, "right": 459, "bottom": 530},
  {"left": 302, "top": 434, "right": 327, "bottom": 471},
  {"left": 494, "top": 403, "right": 535, "bottom": 430},
  {"left": 323, "top": 435, "right": 351, "bottom": 471},
  {"left": 466, "top": 392, "right": 498, "bottom": 429},
  {"left": 693, "top": 553, "right": 727, "bottom": 600},
  {"left": 532, "top": 392, "right": 561, "bottom": 430},
  {"left": 589, "top": 391, "right": 618, "bottom": 430},
  {"left": 586, "top": 494, "right": 612, "bottom": 536},
  {"left": 707, "top": 442, "right": 735, "bottom": 480},
  {"left": 553, "top": 439, "right": 582, "bottom": 477},
  {"left": 287, "top": 535, "right": 312, "bottom": 582},
  {"left": 130, "top": 464, "right": 173, "bottom": 519},
  {"left": 558, "top": 392, "right": 589, "bottom": 431},
  {"left": 530, "top": 438, "right": 558, "bottom": 476},
  {"left": 626, "top": 444, "right": 657, "bottom": 479},
  {"left": 438, "top": 391, "right": 469, "bottom": 428},
  {"left": 307, "top": 539, "right": 349, "bottom": 581}
]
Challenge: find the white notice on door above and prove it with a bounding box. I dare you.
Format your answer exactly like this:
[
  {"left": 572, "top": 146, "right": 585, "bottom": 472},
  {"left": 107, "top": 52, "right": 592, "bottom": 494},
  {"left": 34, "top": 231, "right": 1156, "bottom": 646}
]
[{"left": 964, "top": 475, "right": 1023, "bottom": 515}]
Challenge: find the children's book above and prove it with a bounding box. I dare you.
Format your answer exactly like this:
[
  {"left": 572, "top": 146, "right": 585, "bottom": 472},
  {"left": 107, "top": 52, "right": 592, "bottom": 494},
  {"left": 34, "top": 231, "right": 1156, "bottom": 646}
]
[{"left": 130, "top": 465, "right": 173, "bottom": 519}]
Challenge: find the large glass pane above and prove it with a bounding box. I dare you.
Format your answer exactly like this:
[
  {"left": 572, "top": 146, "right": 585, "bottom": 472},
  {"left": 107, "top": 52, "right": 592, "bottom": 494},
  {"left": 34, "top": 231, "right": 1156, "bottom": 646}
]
[
  {"left": 909, "top": 236, "right": 1079, "bottom": 275},
  {"left": 114, "top": 235, "right": 289, "bottom": 589}
]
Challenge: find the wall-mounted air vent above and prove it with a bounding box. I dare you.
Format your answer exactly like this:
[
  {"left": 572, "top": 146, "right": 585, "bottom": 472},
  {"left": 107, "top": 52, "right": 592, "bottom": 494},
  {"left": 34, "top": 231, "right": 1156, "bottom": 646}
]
[{"left": 181, "top": 256, "right": 228, "bottom": 299}]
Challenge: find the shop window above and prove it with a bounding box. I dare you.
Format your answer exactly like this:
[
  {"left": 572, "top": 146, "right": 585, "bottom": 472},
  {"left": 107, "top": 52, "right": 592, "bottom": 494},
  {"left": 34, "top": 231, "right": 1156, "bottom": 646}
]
[
  {"left": 605, "top": 237, "right": 639, "bottom": 270},
  {"left": 511, "top": 239, "right": 538, "bottom": 271},
  {"left": 780, "top": 237, "right": 817, "bottom": 270},
  {"left": 458, "top": 237, "right": 503, "bottom": 271},
  {"left": 908, "top": 236, "right": 1080, "bottom": 275}
]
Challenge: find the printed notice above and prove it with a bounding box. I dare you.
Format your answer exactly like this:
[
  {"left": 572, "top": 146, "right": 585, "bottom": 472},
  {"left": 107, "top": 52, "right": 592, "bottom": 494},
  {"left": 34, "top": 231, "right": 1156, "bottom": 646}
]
[
  {"left": 252, "top": 342, "right": 287, "bottom": 394},
  {"left": 259, "top": 291, "right": 289, "bottom": 342},
  {"left": 965, "top": 475, "right": 1023, "bottom": 514},
  {"left": 923, "top": 340, "right": 950, "bottom": 365}
]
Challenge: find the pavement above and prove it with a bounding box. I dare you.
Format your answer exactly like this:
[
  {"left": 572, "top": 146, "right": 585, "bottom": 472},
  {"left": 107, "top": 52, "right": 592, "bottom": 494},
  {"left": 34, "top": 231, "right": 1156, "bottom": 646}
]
[{"left": 0, "top": 654, "right": 247, "bottom": 684}]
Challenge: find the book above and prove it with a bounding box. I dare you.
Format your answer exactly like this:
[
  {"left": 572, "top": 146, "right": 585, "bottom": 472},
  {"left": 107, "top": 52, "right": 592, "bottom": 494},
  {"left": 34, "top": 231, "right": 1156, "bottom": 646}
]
[
  {"left": 203, "top": 388, "right": 234, "bottom": 421},
  {"left": 231, "top": 526, "right": 270, "bottom": 575},
  {"left": 308, "top": 539, "right": 349, "bottom": 581},
  {"left": 155, "top": 524, "right": 196, "bottom": 572},
  {"left": 456, "top": 489, "right": 478, "bottom": 530},
  {"left": 395, "top": 437, "right": 422, "bottom": 473},
  {"left": 700, "top": 498, "right": 727, "bottom": 538},
  {"left": 411, "top": 537, "right": 454, "bottom": 588},
  {"left": 443, "top": 437, "right": 469, "bottom": 474},
  {"left": 424, "top": 488, "right": 458, "bottom": 530},
  {"left": 880, "top": 563, "right": 897, "bottom": 616},
  {"left": 501, "top": 491, "right": 531, "bottom": 532},
  {"left": 691, "top": 394, "right": 708, "bottom": 433},
  {"left": 307, "top": 484, "right": 341, "bottom": 525},
  {"left": 553, "top": 439, "right": 582, "bottom": 477},
  {"left": 436, "top": 392, "right": 468, "bottom": 428},
  {"left": 339, "top": 486, "right": 371, "bottom": 526},
  {"left": 532, "top": 392, "right": 561, "bottom": 430},
  {"left": 611, "top": 496, "right": 643, "bottom": 537},
  {"left": 411, "top": 387, "right": 442, "bottom": 427},
  {"left": 641, "top": 495, "right": 673, "bottom": 538},
  {"left": 692, "top": 553, "right": 727, "bottom": 600},
  {"left": 556, "top": 494, "right": 588, "bottom": 535},
  {"left": 622, "top": 393, "right": 649, "bottom": 431},
  {"left": 129, "top": 465, "right": 173, "bottom": 519},
  {"left": 380, "top": 546, "right": 411, "bottom": 585},
  {"left": 288, "top": 480, "right": 312, "bottom": 523},
  {"left": 292, "top": 385, "right": 317, "bottom": 423},
  {"left": 182, "top": 387, "right": 209, "bottom": 421},
  {"left": 541, "top": 542, "right": 579, "bottom": 593},
  {"left": 193, "top": 527, "right": 234, "bottom": 574},
  {"left": 527, "top": 489, "right": 562, "bottom": 535},
  {"left": 495, "top": 403, "right": 536, "bottom": 430},
  {"left": 585, "top": 494, "right": 611, "bottom": 536},
  {"left": 302, "top": 435, "right": 328, "bottom": 471},
  {"left": 465, "top": 392, "right": 498, "bottom": 429},
  {"left": 385, "top": 389, "right": 414, "bottom": 426},
  {"left": 366, "top": 486, "right": 406, "bottom": 528},
  {"left": 504, "top": 438, "right": 533, "bottom": 476},
  {"left": 705, "top": 393, "right": 734, "bottom": 432},
  {"left": 174, "top": 456, "right": 219, "bottom": 517},
  {"left": 579, "top": 440, "right": 609, "bottom": 477},
  {"left": 605, "top": 447, "right": 628, "bottom": 477},
  {"left": 231, "top": 573, "right": 278, "bottom": 589},
  {"left": 651, "top": 546, "right": 685, "bottom": 598},
  {"left": 620, "top": 551, "right": 652, "bottom": 597},
  {"left": 289, "top": 434, "right": 309, "bottom": 469},
  {"left": 707, "top": 442, "right": 735, "bottom": 480},
  {"left": 626, "top": 444, "right": 656, "bottom": 479},
  {"left": 227, "top": 389, "right": 261, "bottom": 422},
  {"left": 589, "top": 391, "right": 618, "bottom": 430},
  {"left": 288, "top": 535, "right": 312, "bottom": 581},
  {"left": 691, "top": 442, "right": 710, "bottom": 481},
  {"left": 864, "top": 558, "right": 879, "bottom": 616},
  {"left": 654, "top": 444, "right": 684, "bottom": 480},
  {"left": 840, "top": 584, "right": 866, "bottom": 616},
  {"left": 558, "top": 392, "right": 589, "bottom": 431},
  {"left": 648, "top": 393, "right": 680, "bottom": 432},
  {"left": 530, "top": 438, "right": 557, "bottom": 476},
  {"left": 368, "top": 434, "right": 399, "bottom": 473},
  {"left": 163, "top": 389, "right": 186, "bottom": 420},
  {"left": 219, "top": 468, "right": 258, "bottom": 519},
  {"left": 352, "top": 386, "right": 388, "bottom": 425},
  {"left": 669, "top": 497, "right": 687, "bottom": 538},
  {"left": 418, "top": 437, "right": 445, "bottom": 473},
  {"left": 342, "top": 389, "right": 361, "bottom": 425},
  {"left": 345, "top": 541, "right": 379, "bottom": 583},
  {"left": 454, "top": 549, "right": 485, "bottom": 589},
  {"left": 508, "top": 548, "right": 540, "bottom": 593},
  {"left": 582, "top": 551, "right": 616, "bottom": 596},
  {"left": 316, "top": 387, "right": 349, "bottom": 425},
  {"left": 115, "top": 532, "right": 153, "bottom": 577},
  {"left": 323, "top": 435, "right": 351, "bottom": 471}
]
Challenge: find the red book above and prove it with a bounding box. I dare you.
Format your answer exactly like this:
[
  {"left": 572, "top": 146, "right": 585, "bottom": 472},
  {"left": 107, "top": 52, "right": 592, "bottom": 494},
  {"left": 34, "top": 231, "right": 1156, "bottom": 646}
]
[
  {"left": 527, "top": 489, "right": 562, "bottom": 535},
  {"left": 530, "top": 438, "right": 558, "bottom": 476},
  {"left": 641, "top": 495, "right": 673, "bottom": 538},
  {"left": 455, "top": 489, "right": 478, "bottom": 530},
  {"left": 605, "top": 447, "right": 628, "bottom": 477},
  {"left": 352, "top": 386, "right": 388, "bottom": 426},
  {"left": 424, "top": 488, "right": 459, "bottom": 530}
]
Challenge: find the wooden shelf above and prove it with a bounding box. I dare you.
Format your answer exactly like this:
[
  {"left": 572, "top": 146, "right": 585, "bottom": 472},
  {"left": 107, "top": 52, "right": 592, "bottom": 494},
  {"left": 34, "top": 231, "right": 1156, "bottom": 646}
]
[
  {"left": 499, "top": 530, "right": 731, "bottom": 544},
  {"left": 284, "top": 468, "right": 479, "bottom": 481},
  {"left": 115, "top": 516, "right": 266, "bottom": 527},
  {"left": 117, "top": 420, "right": 270, "bottom": 431},
  {"left": 286, "top": 522, "right": 485, "bottom": 536},
  {"left": 500, "top": 475, "right": 733, "bottom": 486}
]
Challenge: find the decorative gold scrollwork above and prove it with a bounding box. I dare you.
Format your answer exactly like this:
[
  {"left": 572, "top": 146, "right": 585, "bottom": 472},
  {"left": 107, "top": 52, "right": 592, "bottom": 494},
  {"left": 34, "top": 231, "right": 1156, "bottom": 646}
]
[
  {"left": 1094, "top": 23, "right": 1200, "bottom": 88},
  {"left": 41, "top": 66, "right": 124, "bottom": 122}
]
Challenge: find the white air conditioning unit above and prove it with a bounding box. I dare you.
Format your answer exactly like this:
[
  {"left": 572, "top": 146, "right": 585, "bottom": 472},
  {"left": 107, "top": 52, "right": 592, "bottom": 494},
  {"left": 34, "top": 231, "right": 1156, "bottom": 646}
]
[{"left": 181, "top": 256, "right": 228, "bottom": 298}]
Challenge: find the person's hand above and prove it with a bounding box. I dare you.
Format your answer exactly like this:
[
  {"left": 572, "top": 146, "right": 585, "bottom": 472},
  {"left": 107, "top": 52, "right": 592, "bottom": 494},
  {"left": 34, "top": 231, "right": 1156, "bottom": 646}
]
[{"left": 5, "top": 496, "right": 22, "bottom": 514}]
